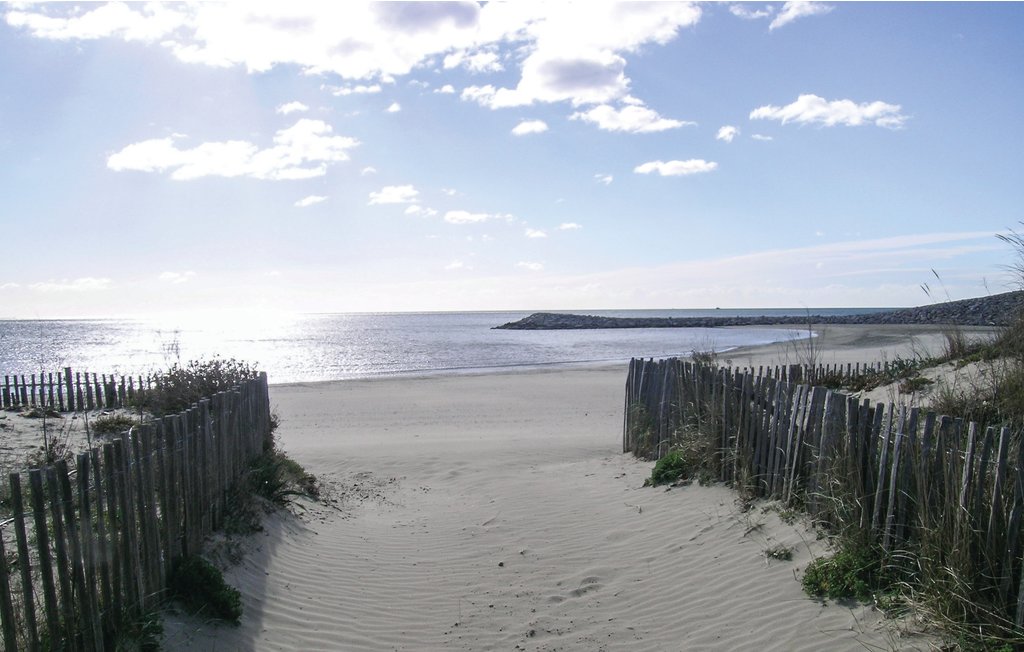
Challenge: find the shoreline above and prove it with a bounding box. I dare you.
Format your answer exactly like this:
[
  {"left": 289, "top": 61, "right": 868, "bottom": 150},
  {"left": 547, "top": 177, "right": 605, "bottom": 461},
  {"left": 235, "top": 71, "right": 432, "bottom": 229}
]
[{"left": 268, "top": 323, "right": 998, "bottom": 388}]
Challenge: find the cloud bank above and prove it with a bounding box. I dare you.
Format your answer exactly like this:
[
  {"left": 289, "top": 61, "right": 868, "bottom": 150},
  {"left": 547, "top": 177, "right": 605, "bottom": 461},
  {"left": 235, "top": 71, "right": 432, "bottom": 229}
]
[
  {"left": 751, "top": 94, "right": 906, "bottom": 129},
  {"left": 107, "top": 120, "right": 358, "bottom": 180}
]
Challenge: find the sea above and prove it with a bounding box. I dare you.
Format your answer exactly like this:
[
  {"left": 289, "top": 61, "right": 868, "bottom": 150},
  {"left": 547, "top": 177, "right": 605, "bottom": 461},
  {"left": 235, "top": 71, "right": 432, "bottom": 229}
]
[{"left": 0, "top": 309, "right": 890, "bottom": 385}]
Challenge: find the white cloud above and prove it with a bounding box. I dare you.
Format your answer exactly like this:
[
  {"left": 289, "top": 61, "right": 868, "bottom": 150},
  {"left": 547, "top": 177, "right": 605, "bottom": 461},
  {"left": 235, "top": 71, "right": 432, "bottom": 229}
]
[
  {"left": 716, "top": 125, "right": 739, "bottom": 142},
  {"left": 511, "top": 119, "right": 548, "bottom": 136},
  {"left": 5, "top": 2, "right": 187, "bottom": 42},
  {"left": 386, "top": 102, "right": 402, "bottom": 113},
  {"left": 525, "top": 228, "right": 547, "bottom": 239},
  {"left": 729, "top": 5, "right": 774, "bottom": 20},
  {"left": 444, "top": 210, "right": 512, "bottom": 224},
  {"left": 559, "top": 223, "right": 583, "bottom": 230},
  {"left": 369, "top": 184, "right": 419, "bottom": 205},
  {"left": 570, "top": 103, "right": 692, "bottom": 133},
  {"left": 10, "top": 3, "right": 484, "bottom": 78},
  {"left": 30, "top": 277, "right": 112, "bottom": 292},
  {"left": 107, "top": 119, "right": 359, "bottom": 180},
  {"left": 276, "top": 101, "right": 308, "bottom": 115},
  {"left": 460, "top": 3, "right": 702, "bottom": 108},
  {"left": 445, "top": 260, "right": 469, "bottom": 271},
  {"left": 0, "top": 282, "right": 20, "bottom": 290},
  {"left": 434, "top": 84, "right": 455, "bottom": 94},
  {"left": 751, "top": 134, "right": 774, "bottom": 141},
  {"left": 8, "top": 4, "right": 703, "bottom": 112},
  {"left": 594, "top": 174, "right": 613, "bottom": 185},
  {"left": 769, "top": 2, "right": 834, "bottom": 30},
  {"left": 445, "top": 210, "right": 489, "bottom": 224},
  {"left": 159, "top": 271, "right": 196, "bottom": 284},
  {"left": 441, "top": 188, "right": 459, "bottom": 196},
  {"left": 634, "top": 159, "right": 718, "bottom": 176},
  {"left": 460, "top": 84, "right": 499, "bottom": 105},
  {"left": 463, "top": 50, "right": 630, "bottom": 109},
  {"left": 405, "top": 205, "right": 438, "bottom": 217},
  {"left": 750, "top": 94, "right": 906, "bottom": 129},
  {"left": 295, "top": 195, "right": 327, "bottom": 207},
  {"left": 361, "top": 166, "right": 377, "bottom": 175},
  {"left": 444, "top": 49, "right": 503, "bottom": 73},
  {"left": 517, "top": 261, "right": 544, "bottom": 271},
  {"left": 329, "top": 84, "right": 382, "bottom": 96}
]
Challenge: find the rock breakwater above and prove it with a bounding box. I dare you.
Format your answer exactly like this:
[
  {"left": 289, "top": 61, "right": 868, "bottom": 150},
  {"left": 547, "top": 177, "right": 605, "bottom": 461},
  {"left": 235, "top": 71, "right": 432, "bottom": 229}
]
[{"left": 495, "top": 291, "right": 1024, "bottom": 330}]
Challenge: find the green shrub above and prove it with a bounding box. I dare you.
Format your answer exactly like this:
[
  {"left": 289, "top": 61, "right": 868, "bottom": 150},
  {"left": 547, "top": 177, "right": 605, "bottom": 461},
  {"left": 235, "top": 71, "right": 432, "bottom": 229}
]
[
  {"left": 245, "top": 445, "right": 318, "bottom": 505},
  {"left": 112, "top": 608, "right": 163, "bottom": 651},
  {"left": 802, "top": 540, "right": 894, "bottom": 602},
  {"left": 136, "top": 357, "right": 260, "bottom": 417},
  {"left": 898, "top": 375, "right": 934, "bottom": 394},
  {"left": 25, "top": 439, "right": 73, "bottom": 469},
  {"left": 20, "top": 406, "right": 61, "bottom": 419},
  {"left": 764, "top": 544, "right": 793, "bottom": 561},
  {"left": 224, "top": 430, "right": 319, "bottom": 535},
  {"left": 92, "top": 413, "right": 137, "bottom": 436},
  {"left": 690, "top": 349, "right": 718, "bottom": 366},
  {"left": 647, "top": 449, "right": 691, "bottom": 486},
  {"left": 169, "top": 556, "right": 242, "bottom": 624},
  {"left": 813, "top": 370, "right": 847, "bottom": 390}
]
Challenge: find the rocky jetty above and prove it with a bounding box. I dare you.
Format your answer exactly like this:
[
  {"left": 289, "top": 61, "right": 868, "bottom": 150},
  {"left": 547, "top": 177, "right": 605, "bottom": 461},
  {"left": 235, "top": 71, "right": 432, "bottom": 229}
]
[{"left": 495, "top": 291, "right": 1024, "bottom": 330}]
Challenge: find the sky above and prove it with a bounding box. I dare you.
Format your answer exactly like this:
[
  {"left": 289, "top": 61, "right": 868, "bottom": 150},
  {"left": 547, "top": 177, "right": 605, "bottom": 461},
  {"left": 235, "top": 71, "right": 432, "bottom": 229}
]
[{"left": 1, "top": 1, "right": 1022, "bottom": 319}]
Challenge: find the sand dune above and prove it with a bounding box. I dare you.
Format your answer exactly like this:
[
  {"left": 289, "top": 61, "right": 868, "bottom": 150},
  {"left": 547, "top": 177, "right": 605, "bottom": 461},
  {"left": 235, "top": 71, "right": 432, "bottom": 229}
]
[{"left": 160, "top": 326, "right": 968, "bottom": 650}]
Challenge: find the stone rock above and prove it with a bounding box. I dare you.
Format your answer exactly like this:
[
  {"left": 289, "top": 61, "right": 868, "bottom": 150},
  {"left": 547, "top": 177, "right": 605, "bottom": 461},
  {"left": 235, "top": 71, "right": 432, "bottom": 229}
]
[{"left": 494, "top": 291, "right": 1024, "bottom": 330}]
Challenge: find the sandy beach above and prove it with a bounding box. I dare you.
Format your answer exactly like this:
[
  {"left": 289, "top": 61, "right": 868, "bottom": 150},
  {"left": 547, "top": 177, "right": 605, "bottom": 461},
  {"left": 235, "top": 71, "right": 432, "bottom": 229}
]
[{"left": 157, "top": 324, "right": 993, "bottom": 650}]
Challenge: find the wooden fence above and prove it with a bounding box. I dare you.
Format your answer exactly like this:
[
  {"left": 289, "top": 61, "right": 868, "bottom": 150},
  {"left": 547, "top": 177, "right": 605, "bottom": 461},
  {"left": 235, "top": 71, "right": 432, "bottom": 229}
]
[
  {"left": 623, "top": 357, "right": 1024, "bottom": 629},
  {"left": 0, "top": 373, "right": 272, "bottom": 650},
  {"left": 1, "top": 368, "right": 155, "bottom": 412}
]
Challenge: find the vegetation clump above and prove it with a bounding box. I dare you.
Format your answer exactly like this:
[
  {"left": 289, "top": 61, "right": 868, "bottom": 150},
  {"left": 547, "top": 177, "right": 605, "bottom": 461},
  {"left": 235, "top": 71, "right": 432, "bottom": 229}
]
[
  {"left": 801, "top": 539, "right": 895, "bottom": 602},
  {"left": 897, "top": 375, "right": 934, "bottom": 395},
  {"left": 91, "top": 413, "right": 137, "bottom": 436},
  {"left": 646, "top": 449, "right": 690, "bottom": 486},
  {"left": 645, "top": 445, "right": 716, "bottom": 487},
  {"left": 135, "top": 357, "right": 260, "bottom": 417},
  {"left": 168, "top": 555, "right": 242, "bottom": 624},
  {"left": 112, "top": 609, "right": 163, "bottom": 651},
  {"left": 20, "top": 405, "right": 62, "bottom": 419},
  {"left": 763, "top": 544, "right": 793, "bottom": 562},
  {"left": 223, "top": 417, "right": 319, "bottom": 536},
  {"left": 241, "top": 436, "right": 316, "bottom": 504}
]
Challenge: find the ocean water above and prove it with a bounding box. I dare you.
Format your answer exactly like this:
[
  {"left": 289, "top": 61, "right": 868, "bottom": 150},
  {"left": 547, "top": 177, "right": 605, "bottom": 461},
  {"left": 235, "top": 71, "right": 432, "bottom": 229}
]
[{"left": 0, "top": 309, "right": 888, "bottom": 384}]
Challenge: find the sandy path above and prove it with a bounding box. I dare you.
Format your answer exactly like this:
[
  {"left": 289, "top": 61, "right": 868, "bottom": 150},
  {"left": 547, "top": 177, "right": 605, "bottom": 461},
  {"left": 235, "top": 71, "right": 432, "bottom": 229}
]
[{"left": 161, "top": 352, "right": 943, "bottom": 651}]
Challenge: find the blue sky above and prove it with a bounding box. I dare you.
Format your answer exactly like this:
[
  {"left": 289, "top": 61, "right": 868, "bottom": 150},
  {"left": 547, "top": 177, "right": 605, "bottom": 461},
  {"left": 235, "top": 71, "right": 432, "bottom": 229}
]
[{"left": 1, "top": 2, "right": 1022, "bottom": 318}]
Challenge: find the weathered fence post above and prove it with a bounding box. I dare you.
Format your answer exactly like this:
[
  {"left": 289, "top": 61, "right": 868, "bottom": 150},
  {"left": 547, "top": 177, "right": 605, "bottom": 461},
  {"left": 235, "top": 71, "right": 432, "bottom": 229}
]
[{"left": 9, "top": 473, "right": 40, "bottom": 651}]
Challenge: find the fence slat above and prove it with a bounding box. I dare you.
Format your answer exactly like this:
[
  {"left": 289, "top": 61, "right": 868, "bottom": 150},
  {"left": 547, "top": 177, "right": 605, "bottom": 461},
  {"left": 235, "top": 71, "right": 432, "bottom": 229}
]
[
  {"left": 55, "top": 459, "right": 103, "bottom": 652},
  {"left": 102, "top": 442, "right": 124, "bottom": 630},
  {"left": 28, "top": 468, "right": 61, "bottom": 648},
  {"left": 74, "top": 454, "right": 105, "bottom": 651},
  {"left": 9, "top": 473, "right": 40, "bottom": 651},
  {"left": 89, "top": 447, "right": 112, "bottom": 636},
  {"left": 0, "top": 533, "right": 20, "bottom": 652},
  {"left": 45, "top": 466, "right": 77, "bottom": 651}
]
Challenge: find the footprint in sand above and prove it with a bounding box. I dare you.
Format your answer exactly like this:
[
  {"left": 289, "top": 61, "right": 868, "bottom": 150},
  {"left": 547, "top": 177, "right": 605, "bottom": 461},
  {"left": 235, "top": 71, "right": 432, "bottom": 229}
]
[{"left": 569, "top": 577, "right": 601, "bottom": 598}]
